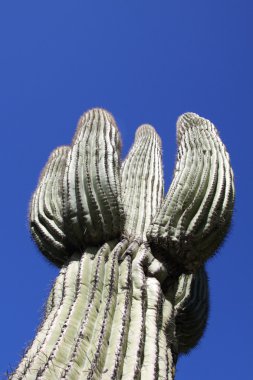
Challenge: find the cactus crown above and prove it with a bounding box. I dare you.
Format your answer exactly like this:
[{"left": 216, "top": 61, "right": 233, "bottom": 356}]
[
  {"left": 11, "top": 108, "right": 234, "bottom": 380},
  {"left": 30, "top": 108, "right": 234, "bottom": 272}
]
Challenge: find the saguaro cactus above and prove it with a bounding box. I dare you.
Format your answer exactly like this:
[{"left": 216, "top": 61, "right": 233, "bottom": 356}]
[{"left": 10, "top": 109, "right": 234, "bottom": 379}]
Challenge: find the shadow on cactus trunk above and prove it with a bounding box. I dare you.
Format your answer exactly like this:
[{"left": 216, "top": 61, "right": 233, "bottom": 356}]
[{"left": 10, "top": 108, "right": 234, "bottom": 379}]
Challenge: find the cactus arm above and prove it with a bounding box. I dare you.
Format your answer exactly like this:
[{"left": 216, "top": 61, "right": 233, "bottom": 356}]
[
  {"left": 63, "top": 108, "right": 124, "bottom": 248},
  {"left": 30, "top": 146, "right": 70, "bottom": 266},
  {"left": 147, "top": 113, "right": 235, "bottom": 273},
  {"left": 121, "top": 124, "right": 164, "bottom": 240},
  {"left": 174, "top": 266, "right": 209, "bottom": 354}
]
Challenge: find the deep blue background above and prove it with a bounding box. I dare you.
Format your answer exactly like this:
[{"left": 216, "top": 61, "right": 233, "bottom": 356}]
[{"left": 0, "top": 1, "right": 252, "bottom": 379}]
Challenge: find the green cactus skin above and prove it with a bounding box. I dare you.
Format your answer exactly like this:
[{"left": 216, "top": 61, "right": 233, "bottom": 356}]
[{"left": 10, "top": 109, "right": 234, "bottom": 379}]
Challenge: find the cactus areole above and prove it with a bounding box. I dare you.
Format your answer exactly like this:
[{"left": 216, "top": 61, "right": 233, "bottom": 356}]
[{"left": 11, "top": 109, "right": 235, "bottom": 379}]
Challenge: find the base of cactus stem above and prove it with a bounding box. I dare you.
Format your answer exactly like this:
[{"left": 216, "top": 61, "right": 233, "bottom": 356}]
[{"left": 11, "top": 239, "right": 176, "bottom": 380}]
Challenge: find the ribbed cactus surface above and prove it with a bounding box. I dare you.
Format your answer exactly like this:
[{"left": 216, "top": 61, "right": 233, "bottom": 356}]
[{"left": 11, "top": 108, "right": 234, "bottom": 380}]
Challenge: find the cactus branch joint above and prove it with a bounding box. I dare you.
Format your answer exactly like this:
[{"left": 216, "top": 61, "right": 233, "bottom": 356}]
[{"left": 11, "top": 108, "right": 235, "bottom": 380}]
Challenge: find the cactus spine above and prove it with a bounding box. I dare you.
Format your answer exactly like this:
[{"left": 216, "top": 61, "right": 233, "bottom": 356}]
[{"left": 10, "top": 108, "right": 234, "bottom": 379}]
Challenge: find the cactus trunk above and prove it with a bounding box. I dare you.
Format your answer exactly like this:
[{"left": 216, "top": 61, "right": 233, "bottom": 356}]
[{"left": 12, "top": 240, "right": 175, "bottom": 380}]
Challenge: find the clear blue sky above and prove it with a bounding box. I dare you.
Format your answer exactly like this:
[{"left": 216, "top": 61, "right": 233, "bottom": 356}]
[{"left": 0, "top": 1, "right": 252, "bottom": 379}]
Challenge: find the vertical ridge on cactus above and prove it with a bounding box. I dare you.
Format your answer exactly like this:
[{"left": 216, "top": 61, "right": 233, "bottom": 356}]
[
  {"left": 121, "top": 243, "right": 148, "bottom": 379},
  {"left": 10, "top": 108, "right": 234, "bottom": 380},
  {"left": 101, "top": 252, "right": 131, "bottom": 379},
  {"left": 140, "top": 277, "right": 162, "bottom": 379},
  {"left": 157, "top": 295, "right": 174, "bottom": 379}
]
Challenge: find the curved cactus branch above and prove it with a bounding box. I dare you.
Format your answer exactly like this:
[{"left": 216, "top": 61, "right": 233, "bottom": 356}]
[
  {"left": 147, "top": 112, "right": 235, "bottom": 273},
  {"left": 30, "top": 146, "right": 70, "bottom": 266}
]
